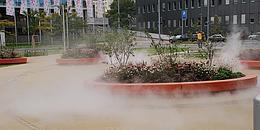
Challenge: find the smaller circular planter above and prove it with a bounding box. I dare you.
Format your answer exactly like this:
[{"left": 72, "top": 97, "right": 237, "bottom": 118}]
[
  {"left": 56, "top": 57, "right": 100, "bottom": 65},
  {"left": 241, "top": 60, "right": 260, "bottom": 69},
  {"left": 0, "top": 57, "right": 28, "bottom": 65},
  {"left": 93, "top": 75, "right": 257, "bottom": 95}
]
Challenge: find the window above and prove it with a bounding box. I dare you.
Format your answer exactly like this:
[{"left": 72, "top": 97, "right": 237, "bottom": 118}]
[
  {"left": 225, "top": 16, "right": 230, "bottom": 24},
  {"left": 204, "top": 0, "right": 207, "bottom": 6},
  {"left": 179, "top": 0, "right": 183, "bottom": 10},
  {"left": 250, "top": 18, "right": 255, "bottom": 24},
  {"left": 147, "top": 5, "right": 151, "bottom": 13},
  {"left": 234, "top": 0, "right": 238, "bottom": 4},
  {"left": 218, "top": 0, "right": 222, "bottom": 5},
  {"left": 173, "top": 20, "right": 177, "bottom": 27},
  {"left": 211, "top": 17, "right": 215, "bottom": 23},
  {"left": 185, "top": 19, "right": 188, "bottom": 27},
  {"left": 147, "top": 21, "right": 151, "bottom": 29},
  {"left": 242, "top": 0, "right": 246, "bottom": 3},
  {"left": 179, "top": 19, "right": 182, "bottom": 27},
  {"left": 191, "top": 18, "right": 194, "bottom": 27},
  {"left": 162, "top": 3, "right": 166, "bottom": 12},
  {"left": 143, "top": 6, "right": 146, "bottom": 13},
  {"left": 198, "top": 17, "right": 202, "bottom": 25},
  {"left": 173, "top": 1, "right": 177, "bottom": 10},
  {"left": 168, "top": 2, "right": 172, "bottom": 11},
  {"left": 204, "top": 17, "right": 208, "bottom": 25},
  {"left": 152, "top": 4, "right": 156, "bottom": 12},
  {"left": 152, "top": 21, "right": 156, "bottom": 29},
  {"left": 168, "top": 20, "right": 172, "bottom": 27},
  {"left": 226, "top": 0, "right": 229, "bottom": 4},
  {"left": 233, "top": 15, "right": 237, "bottom": 24},
  {"left": 241, "top": 14, "right": 246, "bottom": 24},
  {"left": 185, "top": 0, "right": 188, "bottom": 9},
  {"left": 198, "top": 0, "right": 201, "bottom": 7},
  {"left": 138, "top": 7, "right": 141, "bottom": 14},
  {"left": 251, "top": 0, "right": 255, "bottom": 2},
  {"left": 143, "top": 22, "right": 146, "bottom": 28},
  {"left": 211, "top": 0, "right": 215, "bottom": 6},
  {"left": 191, "top": 0, "right": 195, "bottom": 8}
]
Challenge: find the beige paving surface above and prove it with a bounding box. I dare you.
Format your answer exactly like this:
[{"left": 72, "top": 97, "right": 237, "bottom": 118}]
[{"left": 0, "top": 55, "right": 259, "bottom": 130}]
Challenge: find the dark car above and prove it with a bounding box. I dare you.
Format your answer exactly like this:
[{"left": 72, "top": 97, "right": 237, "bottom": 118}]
[{"left": 208, "top": 34, "right": 226, "bottom": 42}]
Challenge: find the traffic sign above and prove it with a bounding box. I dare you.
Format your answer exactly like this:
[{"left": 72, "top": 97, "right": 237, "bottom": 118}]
[{"left": 181, "top": 10, "right": 187, "bottom": 20}]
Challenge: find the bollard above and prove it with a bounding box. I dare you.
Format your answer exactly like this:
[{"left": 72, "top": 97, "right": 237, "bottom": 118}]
[{"left": 254, "top": 95, "right": 260, "bottom": 130}]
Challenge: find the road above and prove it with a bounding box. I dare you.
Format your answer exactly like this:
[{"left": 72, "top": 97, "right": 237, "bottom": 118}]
[
  {"left": 0, "top": 55, "right": 259, "bottom": 130},
  {"left": 136, "top": 37, "right": 260, "bottom": 50}
]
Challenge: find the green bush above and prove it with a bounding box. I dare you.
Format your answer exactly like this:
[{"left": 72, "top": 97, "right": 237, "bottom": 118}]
[
  {"left": 213, "top": 67, "right": 245, "bottom": 80},
  {"left": 103, "top": 62, "right": 245, "bottom": 83}
]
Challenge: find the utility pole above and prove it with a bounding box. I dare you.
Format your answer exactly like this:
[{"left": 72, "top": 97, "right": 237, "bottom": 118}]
[
  {"left": 207, "top": 0, "right": 210, "bottom": 41},
  {"left": 158, "top": 0, "right": 161, "bottom": 42},
  {"left": 62, "top": 5, "right": 66, "bottom": 52},
  {"left": 66, "top": 6, "right": 70, "bottom": 48},
  {"left": 118, "top": 0, "right": 120, "bottom": 29}
]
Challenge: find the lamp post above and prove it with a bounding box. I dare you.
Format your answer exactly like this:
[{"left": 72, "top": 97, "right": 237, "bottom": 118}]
[
  {"left": 207, "top": 0, "right": 210, "bottom": 41},
  {"left": 62, "top": 5, "right": 66, "bottom": 52},
  {"left": 158, "top": 0, "right": 161, "bottom": 42},
  {"left": 66, "top": 6, "right": 71, "bottom": 48},
  {"left": 118, "top": 0, "right": 120, "bottom": 30},
  {"left": 52, "top": 5, "right": 66, "bottom": 52}
]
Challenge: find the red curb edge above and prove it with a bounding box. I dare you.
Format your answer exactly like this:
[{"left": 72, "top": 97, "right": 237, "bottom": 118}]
[
  {"left": 0, "top": 57, "right": 28, "bottom": 65},
  {"left": 92, "top": 75, "right": 257, "bottom": 94},
  {"left": 241, "top": 60, "right": 260, "bottom": 69}
]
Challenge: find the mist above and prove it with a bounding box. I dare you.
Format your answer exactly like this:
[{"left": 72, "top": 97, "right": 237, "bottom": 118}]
[{"left": 0, "top": 29, "right": 259, "bottom": 130}]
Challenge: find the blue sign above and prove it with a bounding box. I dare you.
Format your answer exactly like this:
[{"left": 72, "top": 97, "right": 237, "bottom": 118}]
[{"left": 181, "top": 10, "right": 187, "bottom": 20}]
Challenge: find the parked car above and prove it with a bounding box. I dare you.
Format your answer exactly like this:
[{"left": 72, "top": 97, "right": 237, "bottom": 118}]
[
  {"left": 169, "top": 35, "right": 189, "bottom": 43},
  {"left": 248, "top": 32, "right": 260, "bottom": 40},
  {"left": 208, "top": 34, "right": 226, "bottom": 42}
]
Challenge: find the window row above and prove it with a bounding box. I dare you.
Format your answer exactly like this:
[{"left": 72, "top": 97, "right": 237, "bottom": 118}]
[
  {"left": 138, "top": 0, "right": 255, "bottom": 14},
  {"left": 138, "top": 14, "right": 260, "bottom": 29}
]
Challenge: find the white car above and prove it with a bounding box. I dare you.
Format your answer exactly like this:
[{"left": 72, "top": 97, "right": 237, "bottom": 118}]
[{"left": 248, "top": 32, "right": 260, "bottom": 40}]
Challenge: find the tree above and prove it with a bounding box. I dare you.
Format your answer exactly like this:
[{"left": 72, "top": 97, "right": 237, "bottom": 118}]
[
  {"left": 210, "top": 15, "right": 223, "bottom": 35},
  {"left": 188, "top": 21, "right": 200, "bottom": 37},
  {"left": 106, "top": 0, "right": 135, "bottom": 29}
]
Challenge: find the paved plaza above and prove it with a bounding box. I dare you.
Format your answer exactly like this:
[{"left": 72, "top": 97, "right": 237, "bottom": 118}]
[{"left": 0, "top": 55, "right": 259, "bottom": 130}]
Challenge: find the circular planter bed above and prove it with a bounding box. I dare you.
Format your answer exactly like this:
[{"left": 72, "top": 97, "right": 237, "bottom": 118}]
[
  {"left": 0, "top": 57, "right": 28, "bottom": 65},
  {"left": 93, "top": 75, "right": 257, "bottom": 95},
  {"left": 56, "top": 57, "right": 100, "bottom": 65},
  {"left": 240, "top": 49, "right": 260, "bottom": 68},
  {"left": 240, "top": 60, "right": 260, "bottom": 68}
]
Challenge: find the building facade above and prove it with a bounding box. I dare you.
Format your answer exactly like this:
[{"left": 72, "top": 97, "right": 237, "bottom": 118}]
[
  {"left": 136, "top": 0, "right": 260, "bottom": 35},
  {"left": 0, "top": 0, "right": 109, "bottom": 43}
]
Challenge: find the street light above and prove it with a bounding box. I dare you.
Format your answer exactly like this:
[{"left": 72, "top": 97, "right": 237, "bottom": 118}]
[
  {"left": 207, "top": 0, "right": 210, "bottom": 41},
  {"left": 51, "top": 5, "right": 66, "bottom": 52},
  {"left": 158, "top": 0, "right": 161, "bottom": 42},
  {"left": 118, "top": 0, "right": 120, "bottom": 30}
]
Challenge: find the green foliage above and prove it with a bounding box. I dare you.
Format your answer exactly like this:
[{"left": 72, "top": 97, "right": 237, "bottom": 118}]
[
  {"left": 0, "top": 47, "right": 20, "bottom": 59},
  {"left": 103, "top": 61, "right": 245, "bottom": 83},
  {"left": 61, "top": 47, "right": 99, "bottom": 59},
  {"left": 210, "top": 15, "right": 223, "bottom": 35},
  {"left": 213, "top": 67, "right": 245, "bottom": 80},
  {"left": 106, "top": 0, "right": 135, "bottom": 28},
  {"left": 102, "top": 30, "right": 136, "bottom": 66}
]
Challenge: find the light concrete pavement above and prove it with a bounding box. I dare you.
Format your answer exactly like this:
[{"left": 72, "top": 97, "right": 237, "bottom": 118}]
[{"left": 0, "top": 55, "right": 259, "bottom": 130}]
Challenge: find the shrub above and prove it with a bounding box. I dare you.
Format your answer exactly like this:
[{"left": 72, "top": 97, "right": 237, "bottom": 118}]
[
  {"left": 103, "top": 60, "right": 233, "bottom": 83},
  {"left": 0, "top": 47, "right": 20, "bottom": 59},
  {"left": 213, "top": 67, "right": 245, "bottom": 80},
  {"left": 61, "top": 47, "right": 99, "bottom": 59}
]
